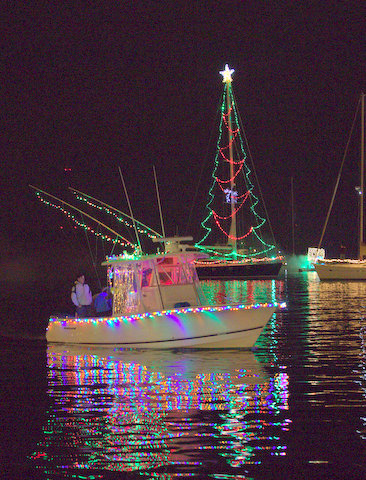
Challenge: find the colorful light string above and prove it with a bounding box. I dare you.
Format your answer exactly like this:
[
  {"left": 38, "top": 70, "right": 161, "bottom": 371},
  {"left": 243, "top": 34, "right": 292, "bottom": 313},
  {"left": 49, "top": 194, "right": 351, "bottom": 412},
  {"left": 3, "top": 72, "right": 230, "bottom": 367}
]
[
  {"left": 72, "top": 192, "right": 161, "bottom": 240},
  {"left": 196, "top": 72, "right": 277, "bottom": 259},
  {"left": 35, "top": 191, "right": 138, "bottom": 251},
  {"left": 49, "top": 301, "right": 286, "bottom": 325}
]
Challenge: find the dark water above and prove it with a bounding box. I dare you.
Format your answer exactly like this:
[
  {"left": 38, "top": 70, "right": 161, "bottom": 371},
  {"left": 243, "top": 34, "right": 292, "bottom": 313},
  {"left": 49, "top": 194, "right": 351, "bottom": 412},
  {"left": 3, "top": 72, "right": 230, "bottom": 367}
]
[{"left": 1, "top": 272, "right": 366, "bottom": 479}]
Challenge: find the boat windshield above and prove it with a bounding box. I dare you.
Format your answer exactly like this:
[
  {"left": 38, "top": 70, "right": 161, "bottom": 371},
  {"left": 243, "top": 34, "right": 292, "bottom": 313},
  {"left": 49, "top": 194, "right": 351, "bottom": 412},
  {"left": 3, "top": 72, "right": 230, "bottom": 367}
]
[{"left": 155, "top": 256, "right": 196, "bottom": 286}]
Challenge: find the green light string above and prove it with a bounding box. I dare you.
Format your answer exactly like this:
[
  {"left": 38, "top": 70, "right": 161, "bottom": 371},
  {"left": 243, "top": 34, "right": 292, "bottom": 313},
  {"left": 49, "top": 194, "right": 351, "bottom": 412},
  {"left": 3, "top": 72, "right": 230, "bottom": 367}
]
[
  {"left": 195, "top": 81, "right": 276, "bottom": 258},
  {"left": 228, "top": 87, "right": 269, "bottom": 235},
  {"left": 196, "top": 87, "right": 227, "bottom": 246},
  {"left": 72, "top": 193, "right": 161, "bottom": 240},
  {"left": 36, "top": 192, "right": 138, "bottom": 252}
]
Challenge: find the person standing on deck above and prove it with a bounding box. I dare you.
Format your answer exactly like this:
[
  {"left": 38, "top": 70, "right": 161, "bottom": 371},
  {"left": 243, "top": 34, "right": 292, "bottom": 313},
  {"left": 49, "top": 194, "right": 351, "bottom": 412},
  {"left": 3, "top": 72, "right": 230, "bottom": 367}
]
[
  {"left": 71, "top": 274, "right": 93, "bottom": 317},
  {"left": 93, "top": 287, "right": 113, "bottom": 317}
]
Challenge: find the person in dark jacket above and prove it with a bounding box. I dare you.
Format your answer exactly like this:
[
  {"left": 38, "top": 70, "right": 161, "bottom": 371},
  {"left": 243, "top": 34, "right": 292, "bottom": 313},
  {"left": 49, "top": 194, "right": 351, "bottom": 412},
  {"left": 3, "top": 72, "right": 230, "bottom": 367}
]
[{"left": 94, "top": 287, "right": 112, "bottom": 317}]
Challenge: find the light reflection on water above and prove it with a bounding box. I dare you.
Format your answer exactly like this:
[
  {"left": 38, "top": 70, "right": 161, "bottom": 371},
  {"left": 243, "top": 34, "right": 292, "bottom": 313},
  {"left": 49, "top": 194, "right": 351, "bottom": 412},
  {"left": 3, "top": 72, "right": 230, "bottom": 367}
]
[
  {"left": 32, "top": 348, "right": 289, "bottom": 477},
  {"left": 200, "top": 278, "right": 284, "bottom": 305},
  {"left": 19, "top": 273, "right": 366, "bottom": 478}
]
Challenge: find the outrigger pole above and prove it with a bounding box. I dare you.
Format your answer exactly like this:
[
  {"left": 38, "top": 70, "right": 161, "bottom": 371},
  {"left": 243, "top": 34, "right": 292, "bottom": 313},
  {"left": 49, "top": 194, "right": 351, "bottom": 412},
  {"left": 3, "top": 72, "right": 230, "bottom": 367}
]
[
  {"left": 153, "top": 165, "right": 166, "bottom": 238},
  {"left": 69, "top": 187, "right": 163, "bottom": 238},
  {"left": 118, "top": 167, "right": 142, "bottom": 254},
  {"left": 29, "top": 184, "right": 136, "bottom": 250}
]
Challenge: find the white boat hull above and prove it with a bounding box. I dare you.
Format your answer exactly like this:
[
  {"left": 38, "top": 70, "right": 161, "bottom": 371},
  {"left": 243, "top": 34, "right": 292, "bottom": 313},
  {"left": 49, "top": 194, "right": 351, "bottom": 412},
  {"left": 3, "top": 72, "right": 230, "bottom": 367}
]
[
  {"left": 46, "top": 304, "right": 279, "bottom": 349},
  {"left": 314, "top": 262, "right": 366, "bottom": 280}
]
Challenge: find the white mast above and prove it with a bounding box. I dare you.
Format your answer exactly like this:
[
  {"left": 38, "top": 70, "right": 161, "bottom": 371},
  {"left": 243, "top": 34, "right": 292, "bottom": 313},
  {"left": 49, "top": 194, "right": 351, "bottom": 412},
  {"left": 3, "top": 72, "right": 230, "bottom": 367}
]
[
  {"left": 360, "top": 93, "right": 365, "bottom": 259},
  {"left": 220, "top": 64, "right": 237, "bottom": 257}
]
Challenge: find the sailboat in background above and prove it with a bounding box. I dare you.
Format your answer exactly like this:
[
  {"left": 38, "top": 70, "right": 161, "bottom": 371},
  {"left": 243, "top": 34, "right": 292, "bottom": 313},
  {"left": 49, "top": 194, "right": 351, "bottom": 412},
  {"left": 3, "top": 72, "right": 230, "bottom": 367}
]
[
  {"left": 315, "top": 93, "right": 366, "bottom": 280},
  {"left": 194, "top": 65, "right": 283, "bottom": 280}
]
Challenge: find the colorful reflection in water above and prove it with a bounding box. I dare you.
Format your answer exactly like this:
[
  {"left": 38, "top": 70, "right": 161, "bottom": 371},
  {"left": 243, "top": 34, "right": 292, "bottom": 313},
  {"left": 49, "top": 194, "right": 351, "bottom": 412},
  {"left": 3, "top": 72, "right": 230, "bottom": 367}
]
[
  {"left": 30, "top": 347, "right": 289, "bottom": 477},
  {"left": 10, "top": 273, "right": 365, "bottom": 478},
  {"left": 200, "top": 278, "right": 284, "bottom": 306}
]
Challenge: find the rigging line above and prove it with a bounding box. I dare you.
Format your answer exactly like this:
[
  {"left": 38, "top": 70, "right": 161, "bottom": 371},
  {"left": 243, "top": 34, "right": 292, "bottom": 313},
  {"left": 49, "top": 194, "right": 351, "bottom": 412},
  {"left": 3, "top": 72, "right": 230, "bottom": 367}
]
[
  {"left": 317, "top": 95, "right": 362, "bottom": 250},
  {"left": 94, "top": 223, "right": 99, "bottom": 261},
  {"left": 232, "top": 89, "right": 278, "bottom": 249},
  {"left": 29, "top": 185, "right": 135, "bottom": 248},
  {"left": 81, "top": 211, "right": 94, "bottom": 264},
  {"left": 187, "top": 92, "right": 223, "bottom": 236},
  {"left": 102, "top": 229, "right": 106, "bottom": 258},
  {"left": 69, "top": 187, "right": 162, "bottom": 238},
  {"left": 94, "top": 224, "right": 104, "bottom": 290},
  {"left": 110, "top": 239, "right": 117, "bottom": 256},
  {"left": 60, "top": 201, "right": 103, "bottom": 288},
  {"left": 66, "top": 206, "right": 89, "bottom": 259},
  {"left": 60, "top": 214, "right": 88, "bottom": 263}
]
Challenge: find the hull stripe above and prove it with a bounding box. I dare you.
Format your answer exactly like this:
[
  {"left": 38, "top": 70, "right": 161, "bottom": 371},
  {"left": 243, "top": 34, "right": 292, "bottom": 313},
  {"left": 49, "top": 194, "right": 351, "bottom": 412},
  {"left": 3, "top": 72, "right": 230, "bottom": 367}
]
[{"left": 50, "top": 324, "right": 265, "bottom": 345}]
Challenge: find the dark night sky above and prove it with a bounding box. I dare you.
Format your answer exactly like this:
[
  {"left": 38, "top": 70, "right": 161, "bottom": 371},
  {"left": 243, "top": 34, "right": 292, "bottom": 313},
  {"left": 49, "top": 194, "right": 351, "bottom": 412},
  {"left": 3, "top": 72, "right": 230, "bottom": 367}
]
[{"left": 1, "top": 2, "right": 365, "bottom": 284}]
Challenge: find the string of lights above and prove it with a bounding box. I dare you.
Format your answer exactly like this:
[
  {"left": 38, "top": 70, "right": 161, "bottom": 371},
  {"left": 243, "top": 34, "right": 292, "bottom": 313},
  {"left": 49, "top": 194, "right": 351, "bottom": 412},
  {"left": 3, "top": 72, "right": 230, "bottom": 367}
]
[
  {"left": 72, "top": 192, "right": 161, "bottom": 240},
  {"left": 35, "top": 191, "right": 138, "bottom": 251},
  {"left": 49, "top": 301, "right": 285, "bottom": 325},
  {"left": 196, "top": 72, "right": 276, "bottom": 258}
]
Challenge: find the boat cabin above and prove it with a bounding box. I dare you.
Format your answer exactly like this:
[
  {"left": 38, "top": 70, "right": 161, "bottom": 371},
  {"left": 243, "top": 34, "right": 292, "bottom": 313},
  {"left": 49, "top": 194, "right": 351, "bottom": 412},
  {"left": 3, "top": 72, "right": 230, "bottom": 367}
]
[{"left": 103, "top": 238, "right": 207, "bottom": 316}]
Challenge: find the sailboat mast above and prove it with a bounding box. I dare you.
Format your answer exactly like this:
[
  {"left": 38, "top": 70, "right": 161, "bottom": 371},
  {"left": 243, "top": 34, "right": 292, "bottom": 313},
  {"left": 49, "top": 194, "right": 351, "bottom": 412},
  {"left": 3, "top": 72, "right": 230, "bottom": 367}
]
[
  {"left": 220, "top": 65, "right": 237, "bottom": 257},
  {"left": 360, "top": 93, "right": 365, "bottom": 259},
  {"left": 291, "top": 177, "right": 295, "bottom": 255},
  {"left": 227, "top": 83, "right": 237, "bottom": 256}
]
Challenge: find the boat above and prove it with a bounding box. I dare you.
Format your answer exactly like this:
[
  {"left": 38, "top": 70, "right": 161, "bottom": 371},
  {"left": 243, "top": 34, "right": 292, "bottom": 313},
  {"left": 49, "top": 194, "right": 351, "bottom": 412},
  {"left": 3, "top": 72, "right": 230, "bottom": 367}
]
[
  {"left": 315, "top": 259, "right": 366, "bottom": 280},
  {"left": 298, "top": 247, "right": 325, "bottom": 272},
  {"left": 47, "top": 237, "right": 284, "bottom": 348},
  {"left": 194, "top": 65, "right": 283, "bottom": 280},
  {"left": 314, "top": 93, "right": 366, "bottom": 280}
]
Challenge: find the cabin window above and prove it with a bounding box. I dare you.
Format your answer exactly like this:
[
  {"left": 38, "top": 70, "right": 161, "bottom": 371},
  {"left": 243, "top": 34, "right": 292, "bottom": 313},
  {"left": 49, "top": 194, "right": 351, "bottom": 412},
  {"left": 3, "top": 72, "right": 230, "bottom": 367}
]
[
  {"left": 141, "top": 268, "right": 153, "bottom": 287},
  {"left": 158, "top": 271, "right": 173, "bottom": 285},
  {"left": 156, "top": 263, "right": 194, "bottom": 286}
]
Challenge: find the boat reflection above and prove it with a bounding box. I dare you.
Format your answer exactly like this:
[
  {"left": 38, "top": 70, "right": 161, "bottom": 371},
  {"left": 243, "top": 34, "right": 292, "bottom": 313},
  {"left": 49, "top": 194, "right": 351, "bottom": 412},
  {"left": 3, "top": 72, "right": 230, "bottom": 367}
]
[
  {"left": 200, "top": 278, "right": 285, "bottom": 305},
  {"left": 308, "top": 274, "right": 366, "bottom": 310},
  {"left": 306, "top": 275, "right": 366, "bottom": 342},
  {"left": 30, "top": 345, "right": 290, "bottom": 475}
]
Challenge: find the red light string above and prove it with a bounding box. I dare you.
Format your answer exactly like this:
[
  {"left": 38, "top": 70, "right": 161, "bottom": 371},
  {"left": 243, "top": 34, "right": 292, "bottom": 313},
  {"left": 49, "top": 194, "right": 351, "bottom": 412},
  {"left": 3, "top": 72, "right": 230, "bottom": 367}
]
[{"left": 213, "top": 213, "right": 253, "bottom": 240}]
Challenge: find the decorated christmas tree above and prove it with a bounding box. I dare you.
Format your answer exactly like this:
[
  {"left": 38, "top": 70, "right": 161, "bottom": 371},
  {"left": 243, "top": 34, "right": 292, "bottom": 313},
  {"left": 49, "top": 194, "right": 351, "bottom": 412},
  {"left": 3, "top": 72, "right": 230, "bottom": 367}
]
[{"left": 195, "top": 65, "right": 278, "bottom": 261}]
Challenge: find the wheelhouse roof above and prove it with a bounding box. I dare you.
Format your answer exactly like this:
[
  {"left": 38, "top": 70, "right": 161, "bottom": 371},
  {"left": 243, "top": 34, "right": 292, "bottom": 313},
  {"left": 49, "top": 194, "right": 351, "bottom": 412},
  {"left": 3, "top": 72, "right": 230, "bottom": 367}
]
[
  {"left": 102, "top": 236, "right": 197, "bottom": 266},
  {"left": 102, "top": 252, "right": 196, "bottom": 266}
]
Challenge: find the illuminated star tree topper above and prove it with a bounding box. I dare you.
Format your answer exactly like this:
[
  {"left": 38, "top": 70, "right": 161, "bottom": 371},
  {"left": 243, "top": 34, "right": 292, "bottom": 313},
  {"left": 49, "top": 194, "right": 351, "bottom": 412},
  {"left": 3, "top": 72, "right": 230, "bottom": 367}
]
[{"left": 219, "top": 64, "right": 235, "bottom": 83}]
